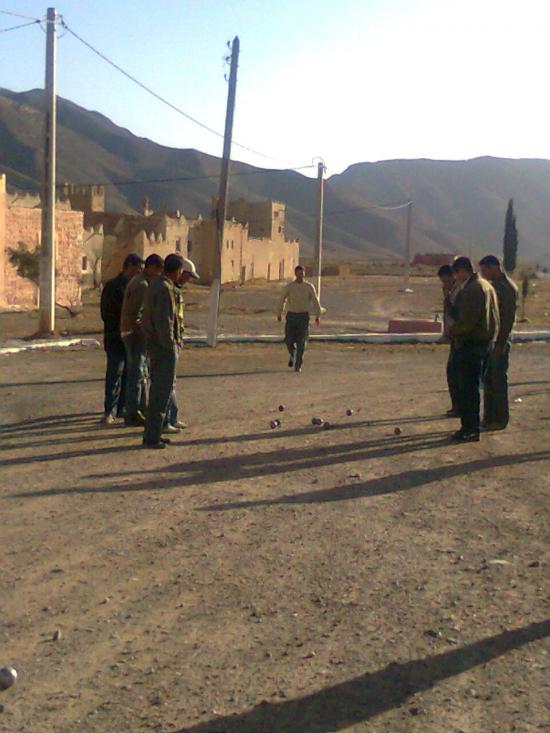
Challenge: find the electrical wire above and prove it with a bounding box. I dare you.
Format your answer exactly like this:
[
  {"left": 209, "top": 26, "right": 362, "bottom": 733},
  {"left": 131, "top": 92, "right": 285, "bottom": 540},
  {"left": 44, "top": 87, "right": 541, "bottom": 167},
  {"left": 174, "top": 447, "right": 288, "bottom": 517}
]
[
  {"left": 0, "top": 8, "right": 41, "bottom": 21},
  {"left": 0, "top": 18, "right": 40, "bottom": 32},
  {"left": 60, "top": 20, "right": 287, "bottom": 163},
  {"left": 325, "top": 199, "right": 411, "bottom": 217}
]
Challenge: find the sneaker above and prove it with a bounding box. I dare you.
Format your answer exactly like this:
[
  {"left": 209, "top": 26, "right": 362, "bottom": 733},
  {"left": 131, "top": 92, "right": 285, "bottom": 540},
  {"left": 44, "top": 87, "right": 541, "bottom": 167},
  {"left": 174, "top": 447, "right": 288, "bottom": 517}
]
[
  {"left": 163, "top": 424, "right": 181, "bottom": 434},
  {"left": 125, "top": 413, "right": 147, "bottom": 427},
  {"left": 142, "top": 441, "right": 166, "bottom": 450},
  {"left": 294, "top": 366, "right": 302, "bottom": 373},
  {"left": 481, "top": 422, "right": 507, "bottom": 432},
  {"left": 100, "top": 414, "right": 115, "bottom": 426},
  {"left": 172, "top": 420, "right": 188, "bottom": 430},
  {"left": 451, "top": 429, "right": 480, "bottom": 442}
]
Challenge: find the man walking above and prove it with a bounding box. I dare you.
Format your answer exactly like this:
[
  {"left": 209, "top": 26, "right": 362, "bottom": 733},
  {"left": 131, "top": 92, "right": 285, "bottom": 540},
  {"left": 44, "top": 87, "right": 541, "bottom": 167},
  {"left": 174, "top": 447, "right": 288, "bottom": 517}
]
[
  {"left": 449, "top": 257, "right": 499, "bottom": 442},
  {"left": 120, "top": 254, "right": 164, "bottom": 426},
  {"left": 438, "top": 264, "right": 461, "bottom": 417},
  {"left": 277, "top": 265, "right": 322, "bottom": 372},
  {"left": 479, "top": 255, "right": 518, "bottom": 430},
  {"left": 99, "top": 253, "right": 143, "bottom": 425},
  {"left": 141, "top": 254, "right": 198, "bottom": 449}
]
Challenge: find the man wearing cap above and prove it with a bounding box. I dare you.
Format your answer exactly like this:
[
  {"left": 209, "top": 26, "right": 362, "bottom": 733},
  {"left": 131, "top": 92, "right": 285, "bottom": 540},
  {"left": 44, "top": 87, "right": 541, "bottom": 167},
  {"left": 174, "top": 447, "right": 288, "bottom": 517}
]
[
  {"left": 479, "top": 255, "right": 518, "bottom": 430},
  {"left": 141, "top": 254, "right": 199, "bottom": 449},
  {"left": 449, "top": 256, "right": 499, "bottom": 442},
  {"left": 277, "top": 265, "right": 322, "bottom": 373},
  {"left": 120, "top": 253, "right": 164, "bottom": 427},
  {"left": 99, "top": 253, "right": 143, "bottom": 425}
]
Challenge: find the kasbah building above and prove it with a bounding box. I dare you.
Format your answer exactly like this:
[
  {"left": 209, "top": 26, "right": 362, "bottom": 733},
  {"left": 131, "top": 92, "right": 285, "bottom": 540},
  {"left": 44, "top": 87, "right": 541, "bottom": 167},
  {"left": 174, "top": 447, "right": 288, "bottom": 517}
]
[{"left": 0, "top": 172, "right": 300, "bottom": 309}]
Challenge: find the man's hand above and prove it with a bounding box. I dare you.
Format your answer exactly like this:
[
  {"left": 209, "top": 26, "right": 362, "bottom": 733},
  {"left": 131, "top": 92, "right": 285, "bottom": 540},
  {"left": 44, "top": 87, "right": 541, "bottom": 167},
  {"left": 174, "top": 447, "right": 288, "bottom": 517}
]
[
  {"left": 315, "top": 317, "right": 320, "bottom": 326},
  {"left": 277, "top": 315, "right": 282, "bottom": 323}
]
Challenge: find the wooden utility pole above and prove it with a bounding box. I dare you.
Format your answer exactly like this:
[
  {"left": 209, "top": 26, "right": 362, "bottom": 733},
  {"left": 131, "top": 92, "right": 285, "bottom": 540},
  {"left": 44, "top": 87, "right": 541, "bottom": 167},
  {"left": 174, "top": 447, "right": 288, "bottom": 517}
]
[
  {"left": 400, "top": 200, "right": 413, "bottom": 293},
  {"left": 313, "top": 160, "right": 325, "bottom": 299},
  {"left": 38, "top": 7, "right": 57, "bottom": 335},
  {"left": 207, "top": 36, "right": 240, "bottom": 347}
]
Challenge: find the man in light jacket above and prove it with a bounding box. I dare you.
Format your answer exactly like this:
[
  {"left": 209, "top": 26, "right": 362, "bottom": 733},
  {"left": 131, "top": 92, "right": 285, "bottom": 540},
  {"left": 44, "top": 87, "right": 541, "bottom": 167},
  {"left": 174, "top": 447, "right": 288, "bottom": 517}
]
[{"left": 277, "top": 265, "right": 322, "bottom": 373}]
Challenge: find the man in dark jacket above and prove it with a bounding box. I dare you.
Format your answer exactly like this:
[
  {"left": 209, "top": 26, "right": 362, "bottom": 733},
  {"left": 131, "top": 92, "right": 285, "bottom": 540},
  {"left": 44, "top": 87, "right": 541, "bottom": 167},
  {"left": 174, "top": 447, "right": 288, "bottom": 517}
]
[
  {"left": 479, "top": 255, "right": 518, "bottom": 430},
  {"left": 99, "top": 253, "right": 143, "bottom": 425},
  {"left": 438, "top": 264, "right": 461, "bottom": 417},
  {"left": 449, "top": 257, "right": 499, "bottom": 442},
  {"left": 141, "top": 254, "right": 198, "bottom": 449}
]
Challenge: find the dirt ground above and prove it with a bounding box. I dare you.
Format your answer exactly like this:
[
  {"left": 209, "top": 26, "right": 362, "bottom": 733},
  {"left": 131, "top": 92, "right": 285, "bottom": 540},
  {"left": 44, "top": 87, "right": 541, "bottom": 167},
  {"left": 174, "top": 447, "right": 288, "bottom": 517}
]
[
  {"left": 0, "top": 341, "right": 549, "bottom": 733},
  {"left": 1, "top": 273, "right": 549, "bottom": 341}
]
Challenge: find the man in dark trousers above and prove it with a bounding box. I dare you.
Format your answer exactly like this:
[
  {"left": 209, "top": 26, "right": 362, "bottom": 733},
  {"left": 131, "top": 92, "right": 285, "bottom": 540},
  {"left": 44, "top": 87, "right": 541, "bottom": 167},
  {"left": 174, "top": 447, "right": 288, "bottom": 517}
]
[
  {"left": 438, "top": 264, "right": 461, "bottom": 417},
  {"left": 141, "top": 254, "right": 198, "bottom": 449},
  {"left": 479, "top": 255, "right": 518, "bottom": 430},
  {"left": 120, "top": 253, "right": 164, "bottom": 426},
  {"left": 449, "top": 257, "right": 499, "bottom": 442},
  {"left": 277, "top": 265, "right": 322, "bottom": 373},
  {"left": 99, "top": 253, "right": 143, "bottom": 425}
]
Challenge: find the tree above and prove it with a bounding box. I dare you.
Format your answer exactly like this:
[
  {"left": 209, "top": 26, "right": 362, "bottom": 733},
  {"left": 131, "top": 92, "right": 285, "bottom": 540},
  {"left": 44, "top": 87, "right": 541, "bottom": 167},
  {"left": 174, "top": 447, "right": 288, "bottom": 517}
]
[
  {"left": 520, "top": 273, "right": 530, "bottom": 322},
  {"left": 503, "top": 198, "right": 518, "bottom": 273},
  {"left": 7, "top": 243, "right": 40, "bottom": 284}
]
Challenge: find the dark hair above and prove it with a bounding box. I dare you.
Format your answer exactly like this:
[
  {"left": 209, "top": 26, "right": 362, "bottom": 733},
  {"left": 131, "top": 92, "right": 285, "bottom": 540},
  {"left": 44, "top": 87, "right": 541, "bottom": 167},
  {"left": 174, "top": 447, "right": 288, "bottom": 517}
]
[
  {"left": 144, "top": 253, "right": 164, "bottom": 268},
  {"left": 452, "top": 256, "right": 474, "bottom": 273},
  {"left": 479, "top": 254, "right": 501, "bottom": 268},
  {"left": 164, "top": 253, "right": 185, "bottom": 273},
  {"left": 437, "top": 265, "right": 453, "bottom": 277},
  {"left": 123, "top": 253, "right": 144, "bottom": 269},
  {"left": 295, "top": 264, "right": 305, "bottom": 272}
]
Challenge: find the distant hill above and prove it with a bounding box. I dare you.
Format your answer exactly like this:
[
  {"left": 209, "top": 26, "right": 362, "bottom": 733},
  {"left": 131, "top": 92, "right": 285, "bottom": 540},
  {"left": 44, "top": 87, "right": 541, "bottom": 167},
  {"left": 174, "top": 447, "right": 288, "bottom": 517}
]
[{"left": 1, "top": 88, "right": 549, "bottom": 264}]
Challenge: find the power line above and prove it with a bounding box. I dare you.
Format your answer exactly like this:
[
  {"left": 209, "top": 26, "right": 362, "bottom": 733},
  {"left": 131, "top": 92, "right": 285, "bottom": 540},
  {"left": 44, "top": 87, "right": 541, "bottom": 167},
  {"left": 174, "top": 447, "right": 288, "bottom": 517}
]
[
  {"left": 0, "top": 8, "right": 41, "bottom": 21},
  {"left": 60, "top": 20, "right": 285, "bottom": 163},
  {"left": 0, "top": 18, "right": 40, "bottom": 32},
  {"left": 325, "top": 199, "right": 412, "bottom": 218}
]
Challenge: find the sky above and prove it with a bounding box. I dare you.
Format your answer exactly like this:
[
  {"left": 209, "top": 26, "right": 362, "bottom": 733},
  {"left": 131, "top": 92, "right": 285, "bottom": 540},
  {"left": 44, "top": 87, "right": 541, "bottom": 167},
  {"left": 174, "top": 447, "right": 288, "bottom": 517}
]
[{"left": 0, "top": 0, "right": 549, "bottom": 175}]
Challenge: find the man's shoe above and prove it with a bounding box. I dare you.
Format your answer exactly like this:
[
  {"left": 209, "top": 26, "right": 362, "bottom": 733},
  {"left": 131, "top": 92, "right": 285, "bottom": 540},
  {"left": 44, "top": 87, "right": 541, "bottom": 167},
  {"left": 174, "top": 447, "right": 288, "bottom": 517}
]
[
  {"left": 294, "top": 365, "right": 302, "bottom": 373},
  {"left": 446, "top": 409, "right": 460, "bottom": 418},
  {"left": 125, "top": 414, "right": 147, "bottom": 427},
  {"left": 142, "top": 441, "right": 166, "bottom": 450},
  {"left": 451, "top": 429, "right": 480, "bottom": 442},
  {"left": 288, "top": 358, "right": 294, "bottom": 368},
  {"left": 173, "top": 420, "right": 188, "bottom": 430},
  {"left": 161, "top": 437, "right": 172, "bottom": 445},
  {"left": 482, "top": 422, "right": 507, "bottom": 432},
  {"left": 100, "top": 414, "right": 115, "bottom": 426},
  {"left": 163, "top": 424, "right": 181, "bottom": 434}
]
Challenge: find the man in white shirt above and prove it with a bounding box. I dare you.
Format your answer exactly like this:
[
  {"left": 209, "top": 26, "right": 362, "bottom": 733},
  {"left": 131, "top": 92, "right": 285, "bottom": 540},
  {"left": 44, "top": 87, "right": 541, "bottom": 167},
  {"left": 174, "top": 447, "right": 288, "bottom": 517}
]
[{"left": 277, "top": 265, "right": 322, "bottom": 372}]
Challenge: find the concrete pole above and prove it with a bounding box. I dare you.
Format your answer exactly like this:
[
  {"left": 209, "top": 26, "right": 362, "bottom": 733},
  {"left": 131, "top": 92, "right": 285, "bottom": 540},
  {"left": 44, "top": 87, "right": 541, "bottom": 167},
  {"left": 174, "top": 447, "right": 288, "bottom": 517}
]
[
  {"left": 400, "top": 200, "right": 413, "bottom": 293},
  {"left": 313, "top": 160, "right": 325, "bottom": 299},
  {"left": 38, "top": 7, "right": 57, "bottom": 334},
  {"left": 207, "top": 36, "right": 239, "bottom": 347}
]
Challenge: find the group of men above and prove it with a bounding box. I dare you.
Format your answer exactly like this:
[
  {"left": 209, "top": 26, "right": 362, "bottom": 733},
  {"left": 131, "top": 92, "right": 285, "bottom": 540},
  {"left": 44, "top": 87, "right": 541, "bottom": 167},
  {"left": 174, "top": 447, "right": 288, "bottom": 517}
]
[
  {"left": 439, "top": 254, "right": 518, "bottom": 442},
  {"left": 100, "top": 252, "right": 200, "bottom": 449}
]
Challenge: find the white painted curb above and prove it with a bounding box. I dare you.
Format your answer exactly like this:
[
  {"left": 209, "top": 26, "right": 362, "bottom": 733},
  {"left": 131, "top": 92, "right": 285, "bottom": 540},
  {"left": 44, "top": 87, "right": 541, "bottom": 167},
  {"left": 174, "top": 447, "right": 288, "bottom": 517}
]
[{"left": 0, "top": 337, "right": 101, "bottom": 355}]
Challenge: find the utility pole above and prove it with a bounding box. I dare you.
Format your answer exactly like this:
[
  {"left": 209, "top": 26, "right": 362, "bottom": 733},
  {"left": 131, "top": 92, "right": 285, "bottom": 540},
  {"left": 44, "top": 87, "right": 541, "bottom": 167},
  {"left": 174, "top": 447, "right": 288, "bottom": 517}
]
[
  {"left": 207, "top": 36, "right": 240, "bottom": 347},
  {"left": 38, "top": 7, "right": 57, "bottom": 335},
  {"left": 400, "top": 200, "right": 413, "bottom": 293},
  {"left": 313, "top": 160, "right": 325, "bottom": 300}
]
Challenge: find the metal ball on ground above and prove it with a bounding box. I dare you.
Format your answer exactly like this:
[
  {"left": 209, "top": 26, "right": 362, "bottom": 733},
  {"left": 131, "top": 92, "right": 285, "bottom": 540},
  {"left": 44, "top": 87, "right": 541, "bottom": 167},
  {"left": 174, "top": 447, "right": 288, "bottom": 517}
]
[{"left": 0, "top": 667, "right": 17, "bottom": 692}]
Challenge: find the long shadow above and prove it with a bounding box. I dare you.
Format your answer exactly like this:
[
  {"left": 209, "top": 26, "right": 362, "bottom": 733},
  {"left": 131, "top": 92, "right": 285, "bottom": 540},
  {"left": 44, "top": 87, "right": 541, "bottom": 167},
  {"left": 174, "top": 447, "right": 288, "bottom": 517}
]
[
  {"left": 510, "top": 380, "right": 550, "bottom": 387},
  {"left": 9, "top": 431, "right": 451, "bottom": 498},
  {"left": 176, "top": 619, "right": 550, "bottom": 733},
  {"left": 0, "top": 430, "right": 134, "bottom": 451},
  {"left": 0, "top": 378, "right": 102, "bottom": 389},
  {"left": 177, "top": 369, "right": 280, "bottom": 379},
  {"left": 198, "top": 450, "right": 550, "bottom": 511},
  {"left": 0, "top": 412, "right": 99, "bottom": 433},
  {"left": 0, "top": 443, "right": 138, "bottom": 469}
]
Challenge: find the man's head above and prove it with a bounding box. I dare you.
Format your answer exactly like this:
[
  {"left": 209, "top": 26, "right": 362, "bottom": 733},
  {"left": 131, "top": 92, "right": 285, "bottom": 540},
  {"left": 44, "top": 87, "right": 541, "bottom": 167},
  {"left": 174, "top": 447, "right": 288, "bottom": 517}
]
[
  {"left": 122, "top": 253, "right": 144, "bottom": 280},
  {"left": 295, "top": 265, "right": 305, "bottom": 283},
  {"left": 437, "top": 264, "right": 455, "bottom": 290},
  {"left": 178, "top": 257, "right": 200, "bottom": 285},
  {"left": 478, "top": 254, "right": 502, "bottom": 282},
  {"left": 451, "top": 256, "right": 474, "bottom": 284},
  {"left": 144, "top": 253, "right": 164, "bottom": 278}
]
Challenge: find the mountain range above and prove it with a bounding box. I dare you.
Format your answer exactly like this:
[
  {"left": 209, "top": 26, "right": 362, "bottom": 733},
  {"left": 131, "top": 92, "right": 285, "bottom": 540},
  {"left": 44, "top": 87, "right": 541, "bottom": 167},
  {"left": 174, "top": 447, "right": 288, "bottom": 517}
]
[{"left": 1, "top": 87, "right": 549, "bottom": 265}]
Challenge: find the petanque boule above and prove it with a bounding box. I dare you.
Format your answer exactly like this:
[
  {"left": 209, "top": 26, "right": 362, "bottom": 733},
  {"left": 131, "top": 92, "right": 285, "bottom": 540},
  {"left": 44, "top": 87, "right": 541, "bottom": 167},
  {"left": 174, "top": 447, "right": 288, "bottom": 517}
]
[
  {"left": 270, "top": 419, "right": 281, "bottom": 429},
  {"left": 278, "top": 404, "right": 285, "bottom": 412},
  {"left": 0, "top": 667, "right": 17, "bottom": 691},
  {"left": 394, "top": 427, "right": 402, "bottom": 435},
  {"left": 311, "top": 417, "right": 324, "bottom": 426},
  {"left": 346, "top": 409, "right": 354, "bottom": 417}
]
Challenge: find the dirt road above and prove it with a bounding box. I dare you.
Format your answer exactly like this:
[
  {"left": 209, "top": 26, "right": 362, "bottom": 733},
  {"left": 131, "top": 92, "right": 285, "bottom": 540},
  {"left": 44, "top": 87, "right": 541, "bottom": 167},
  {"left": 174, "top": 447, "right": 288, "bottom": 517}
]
[{"left": 0, "top": 342, "right": 549, "bottom": 732}]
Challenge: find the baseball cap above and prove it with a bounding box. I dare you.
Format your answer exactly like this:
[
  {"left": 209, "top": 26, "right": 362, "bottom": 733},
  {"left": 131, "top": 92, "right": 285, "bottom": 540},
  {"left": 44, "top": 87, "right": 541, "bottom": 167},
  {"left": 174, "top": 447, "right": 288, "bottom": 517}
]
[{"left": 180, "top": 257, "right": 200, "bottom": 280}]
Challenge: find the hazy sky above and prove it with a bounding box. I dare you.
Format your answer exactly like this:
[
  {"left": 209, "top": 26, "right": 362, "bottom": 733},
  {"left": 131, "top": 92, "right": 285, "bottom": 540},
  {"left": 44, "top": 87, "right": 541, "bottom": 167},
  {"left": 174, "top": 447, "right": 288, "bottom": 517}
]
[{"left": 1, "top": 0, "right": 548, "bottom": 174}]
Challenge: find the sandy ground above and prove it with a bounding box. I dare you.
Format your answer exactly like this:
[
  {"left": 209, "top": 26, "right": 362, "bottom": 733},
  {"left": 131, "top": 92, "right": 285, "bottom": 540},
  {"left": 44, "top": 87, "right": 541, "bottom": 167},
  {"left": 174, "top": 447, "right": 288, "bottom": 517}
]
[
  {"left": 0, "top": 341, "right": 549, "bottom": 733},
  {"left": 1, "top": 273, "right": 549, "bottom": 340}
]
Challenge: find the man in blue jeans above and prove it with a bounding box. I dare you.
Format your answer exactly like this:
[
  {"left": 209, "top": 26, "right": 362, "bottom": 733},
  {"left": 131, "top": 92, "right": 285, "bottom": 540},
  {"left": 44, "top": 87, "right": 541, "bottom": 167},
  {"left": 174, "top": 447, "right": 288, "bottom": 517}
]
[
  {"left": 140, "top": 255, "right": 199, "bottom": 449},
  {"left": 479, "top": 255, "right": 518, "bottom": 431},
  {"left": 99, "top": 253, "right": 143, "bottom": 425},
  {"left": 120, "top": 253, "right": 164, "bottom": 426},
  {"left": 449, "top": 257, "right": 500, "bottom": 443}
]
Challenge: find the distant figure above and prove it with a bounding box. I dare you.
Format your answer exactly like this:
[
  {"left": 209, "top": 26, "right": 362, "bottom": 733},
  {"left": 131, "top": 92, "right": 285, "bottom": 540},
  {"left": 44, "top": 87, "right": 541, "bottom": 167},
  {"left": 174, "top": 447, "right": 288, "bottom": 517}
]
[
  {"left": 141, "top": 254, "right": 198, "bottom": 449},
  {"left": 449, "top": 257, "right": 499, "bottom": 442},
  {"left": 120, "top": 253, "right": 164, "bottom": 427},
  {"left": 99, "top": 253, "right": 143, "bottom": 425},
  {"left": 438, "top": 264, "right": 461, "bottom": 417},
  {"left": 163, "top": 259, "right": 200, "bottom": 434},
  {"left": 277, "top": 265, "right": 322, "bottom": 373},
  {"left": 479, "top": 255, "right": 518, "bottom": 431}
]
